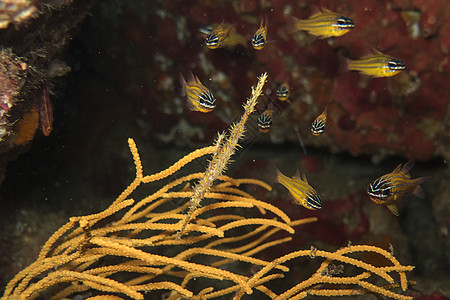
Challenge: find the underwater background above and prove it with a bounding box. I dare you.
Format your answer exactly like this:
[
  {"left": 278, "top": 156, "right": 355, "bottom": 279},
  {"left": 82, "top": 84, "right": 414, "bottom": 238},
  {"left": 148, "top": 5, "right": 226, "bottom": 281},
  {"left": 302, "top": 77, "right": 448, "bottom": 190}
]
[{"left": 0, "top": 0, "right": 449, "bottom": 299}]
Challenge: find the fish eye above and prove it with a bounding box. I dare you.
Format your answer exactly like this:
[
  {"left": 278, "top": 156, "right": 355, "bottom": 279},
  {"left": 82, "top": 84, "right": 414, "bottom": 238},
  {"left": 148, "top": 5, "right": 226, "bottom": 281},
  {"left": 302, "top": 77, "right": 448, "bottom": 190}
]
[
  {"left": 367, "top": 181, "right": 391, "bottom": 198},
  {"left": 205, "top": 33, "right": 219, "bottom": 45},
  {"left": 199, "top": 92, "right": 216, "bottom": 108},
  {"left": 337, "top": 17, "right": 355, "bottom": 29},
  {"left": 258, "top": 114, "right": 272, "bottom": 127},
  {"left": 388, "top": 59, "right": 405, "bottom": 70},
  {"left": 307, "top": 194, "right": 322, "bottom": 209},
  {"left": 311, "top": 120, "right": 325, "bottom": 132},
  {"left": 252, "top": 34, "right": 265, "bottom": 45},
  {"left": 276, "top": 87, "right": 288, "bottom": 97},
  {"left": 380, "top": 188, "right": 391, "bottom": 197}
]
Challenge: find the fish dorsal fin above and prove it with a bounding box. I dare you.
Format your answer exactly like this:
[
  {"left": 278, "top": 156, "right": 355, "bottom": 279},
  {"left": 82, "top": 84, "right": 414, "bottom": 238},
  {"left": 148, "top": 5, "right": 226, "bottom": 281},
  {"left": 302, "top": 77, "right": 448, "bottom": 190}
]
[
  {"left": 179, "top": 73, "right": 187, "bottom": 97},
  {"left": 188, "top": 70, "right": 196, "bottom": 83},
  {"left": 214, "top": 21, "right": 225, "bottom": 30},
  {"left": 400, "top": 160, "right": 415, "bottom": 174},
  {"left": 194, "top": 75, "right": 202, "bottom": 84},
  {"left": 392, "top": 163, "right": 402, "bottom": 173},
  {"left": 259, "top": 17, "right": 267, "bottom": 28},
  {"left": 308, "top": 6, "right": 325, "bottom": 18},
  {"left": 292, "top": 168, "right": 300, "bottom": 178},
  {"left": 310, "top": 11, "right": 323, "bottom": 18},
  {"left": 372, "top": 48, "right": 384, "bottom": 55},
  {"left": 301, "top": 173, "right": 308, "bottom": 183},
  {"left": 387, "top": 203, "right": 399, "bottom": 216},
  {"left": 320, "top": 8, "right": 334, "bottom": 14}
]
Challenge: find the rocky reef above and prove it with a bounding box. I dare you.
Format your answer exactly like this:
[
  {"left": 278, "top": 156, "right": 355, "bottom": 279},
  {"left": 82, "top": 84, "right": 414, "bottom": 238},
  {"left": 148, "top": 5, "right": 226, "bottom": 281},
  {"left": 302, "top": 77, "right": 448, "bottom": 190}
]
[
  {"left": 63, "top": 0, "right": 450, "bottom": 162},
  {"left": 0, "top": 0, "right": 449, "bottom": 299}
]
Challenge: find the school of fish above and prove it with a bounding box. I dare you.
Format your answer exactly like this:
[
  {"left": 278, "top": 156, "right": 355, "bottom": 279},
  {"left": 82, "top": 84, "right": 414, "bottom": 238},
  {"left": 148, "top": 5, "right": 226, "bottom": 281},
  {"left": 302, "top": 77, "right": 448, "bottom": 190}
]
[{"left": 190, "top": 8, "right": 422, "bottom": 215}]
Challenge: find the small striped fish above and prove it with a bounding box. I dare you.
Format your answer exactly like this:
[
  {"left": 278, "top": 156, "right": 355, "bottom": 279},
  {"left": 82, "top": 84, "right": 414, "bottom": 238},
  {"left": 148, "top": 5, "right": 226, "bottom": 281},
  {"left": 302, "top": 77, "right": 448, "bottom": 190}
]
[
  {"left": 180, "top": 72, "right": 216, "bottom": 113},
  {"left": 276, "top": 82, "right": 290, "bottom": 101},
  {"left": 311, "top": 106, "right": 327, "bottom": 136},
  {"left": 291, "top": 8, "right": 354, "bottom": 38},
  {"left": 367, "top": 160, "right": 428, "bottom": 216},
  {"left": 277, "top": 169, "right": 322, "bottom": 210},
  {"left": 252, "top": 19, "right": 267, "bottom": 50},
  {"left": 205, "top": 23, "right": 232, "bottom": 49},
  {"left": 348, "top": 49, "right": 405, "bottom": 77},
  {"left": 257, "top": 108, "right": 273, "bottom": 133}
]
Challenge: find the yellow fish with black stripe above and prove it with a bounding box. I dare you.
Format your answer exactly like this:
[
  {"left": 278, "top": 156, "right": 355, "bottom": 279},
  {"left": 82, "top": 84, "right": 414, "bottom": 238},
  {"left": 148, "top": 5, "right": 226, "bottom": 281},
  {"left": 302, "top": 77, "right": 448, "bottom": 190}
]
[
  {"left": 276, "top": 82, "right": 290, "bottom": 101},
  {"left": 290, "top": 8, "right": 354, "bottom": 38},
  {"left": 311, "top": 105, "right": 328, "bottom": 136},
  {"left": 202, "top": 23, "right": 247, "bottom": 50},
  {"left": 180, "top": 72, "right": 216, "bottom": 113},
  {"left": 276, "top": 169, "right": 322, "bottom": 210},
  {"left": 252, "top": 18, "right": 268, "bottom": 50},
  {"left": 347, "top": 49, "right": 405, "bottom": 77},
  {"left": 257, "top": 103, "right": 275, "bottom": 133},
  {"left": 367, "top": 160, "right": 428, "bottom": 216},
  {"left": 204, "top": 22, "right": 232, "bottom": 49}
]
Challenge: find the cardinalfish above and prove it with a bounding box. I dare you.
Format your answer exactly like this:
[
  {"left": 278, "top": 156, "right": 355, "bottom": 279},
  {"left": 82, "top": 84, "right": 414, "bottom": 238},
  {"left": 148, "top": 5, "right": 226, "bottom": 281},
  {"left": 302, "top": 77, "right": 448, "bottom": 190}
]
[
  {"left": 348, "top": 49, "right": 405, "bottom": 77},
  {"left": 291, "top": 8, "right": 354, "bottom": 38},
  {"left": 252, "top": 19, "right": 267, "bottom": 50},
  {"left": 257, "top": 104, "right": 275, "bottom": 133},
  {"left": 276, "top": 82, "right": 290, "bottom": 101},
  {"left": 311, "top": 105, "right": 328, "bottom": 136},
  {"left": 202, "top": 23, "right": 246, "bottom": 50},
  {"left": 39, "top": 82, "right": 53, "bottom": 136},
  {"left": 277, "top": 169, "right": 322, "bottom": 210},
  {"left": 180, "top": 72, "right": 216, "bottom": 113},
  {"left": 204, "top": 23, "right": 231, "bottom": 49},
  {"left": 367, "top": 160, "right": 428, "bottom": 216}
]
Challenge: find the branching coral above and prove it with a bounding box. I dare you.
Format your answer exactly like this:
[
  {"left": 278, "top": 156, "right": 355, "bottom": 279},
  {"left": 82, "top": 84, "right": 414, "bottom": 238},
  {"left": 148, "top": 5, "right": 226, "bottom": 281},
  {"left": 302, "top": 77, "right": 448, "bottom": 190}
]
[{"left": 2, "top": 74, "right": 414, "bottom": 300}]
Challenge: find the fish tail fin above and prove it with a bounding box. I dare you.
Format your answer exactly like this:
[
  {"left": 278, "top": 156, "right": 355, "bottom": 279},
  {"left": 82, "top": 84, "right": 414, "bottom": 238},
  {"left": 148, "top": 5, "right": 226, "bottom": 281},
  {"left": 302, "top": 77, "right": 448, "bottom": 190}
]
[
  {"left": 224, "top": 29, "right": 247, "bottom": 49},
  {"left": 269, "top": 166, "right": 287, "bottom": 184},
  {"left": 273, "top": 166, "right": 284, "bottom": 184},
  {"left": 413, "top": 185, "right": 425, "bottom": 198},
  {"left": 286, "top": 15, "right": 301, "bottom": 34},
  {"left": 179, "top": 73, "right": 186, "bottom": 97},
  {"left": 336, "top": 54, "right": 351, "bottom": 74},
  {"left": 413, "top": 176, "right": 430, "bottom": 198},
  {"left": 346, "top": 57, "right": 357, "bottom": 71}
]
